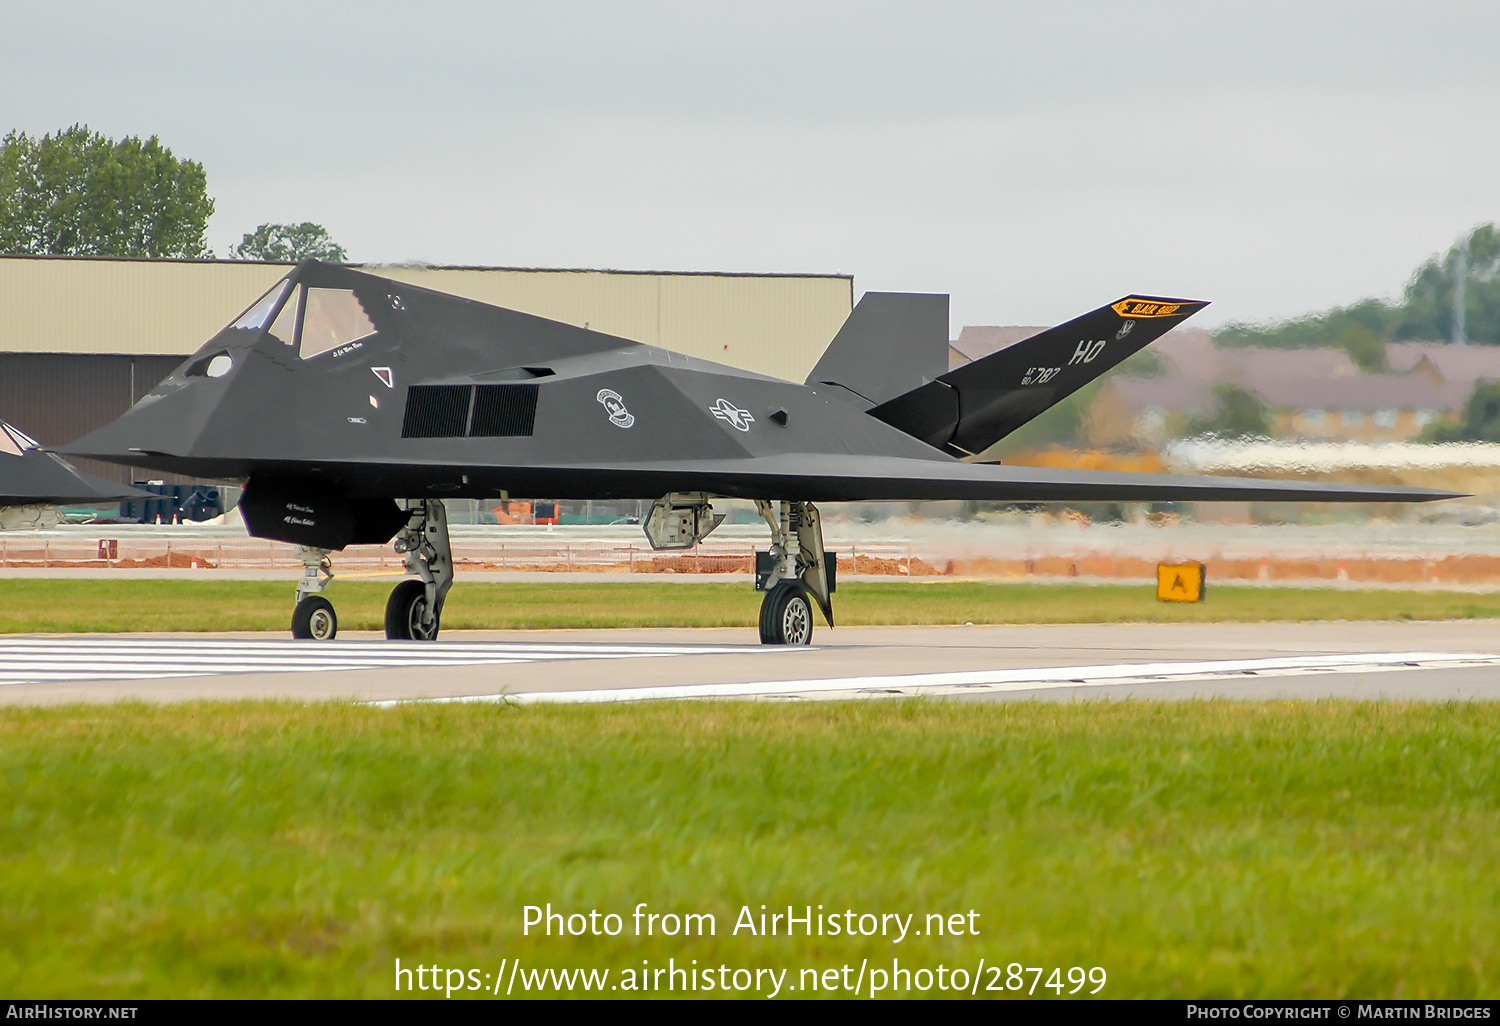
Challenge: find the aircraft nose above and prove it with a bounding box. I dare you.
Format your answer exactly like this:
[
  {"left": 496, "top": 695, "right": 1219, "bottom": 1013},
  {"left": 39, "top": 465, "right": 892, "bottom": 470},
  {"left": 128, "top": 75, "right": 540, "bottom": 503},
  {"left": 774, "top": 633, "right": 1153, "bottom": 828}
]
[{"left": 59, "top": 382, "right": 199, "bottom": 462}]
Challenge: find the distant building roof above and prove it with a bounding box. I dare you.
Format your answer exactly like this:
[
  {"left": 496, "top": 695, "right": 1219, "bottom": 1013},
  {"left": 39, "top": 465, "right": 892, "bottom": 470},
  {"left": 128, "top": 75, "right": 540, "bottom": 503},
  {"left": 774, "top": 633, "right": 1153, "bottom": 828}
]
[
  {"left": 952, "top": 325, "right": 1500, "bottom": 414},
  {"left": 951, "top": 325, "right": 1048, "bottom": 365}
]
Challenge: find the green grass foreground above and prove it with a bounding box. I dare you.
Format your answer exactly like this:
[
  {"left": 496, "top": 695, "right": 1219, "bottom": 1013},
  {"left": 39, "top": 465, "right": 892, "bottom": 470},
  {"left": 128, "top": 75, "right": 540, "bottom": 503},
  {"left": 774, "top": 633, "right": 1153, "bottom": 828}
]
[
  {"left": 1, "top": 701, "right": 1496, "bottom": 998},
  {"left": 2, "top": 579, "right": 1500, "bottom": 632}
]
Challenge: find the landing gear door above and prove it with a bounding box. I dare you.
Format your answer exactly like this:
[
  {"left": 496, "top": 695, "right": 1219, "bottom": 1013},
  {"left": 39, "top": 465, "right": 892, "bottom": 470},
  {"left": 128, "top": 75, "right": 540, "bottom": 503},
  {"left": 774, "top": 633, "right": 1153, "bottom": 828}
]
[{"left": 796, "top": 503, "right": 833, "bottom": 627}]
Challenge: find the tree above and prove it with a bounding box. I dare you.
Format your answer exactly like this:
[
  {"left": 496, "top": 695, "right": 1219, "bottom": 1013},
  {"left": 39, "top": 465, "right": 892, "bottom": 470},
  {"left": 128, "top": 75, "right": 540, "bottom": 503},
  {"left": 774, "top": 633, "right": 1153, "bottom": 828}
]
[
  {"left": 1422, "top": 378, "right": 1500, "bottom": 443},
  {"left": 1389, "top": 223, "right": 1500, "bottom": 343},
  {"left": 1215, "top": 299, "right": 1393, "bottom": 351},
  {"left": 1216, "top": 223, "right": 1500, "bottom": 348},
  {"left": 1187, "top": 383, "right": 1274, "bottom": 439},
  {"left": 1336, "top": 320, "right": 1389, "bottom": 373},
  {"left": 230, "top": 222, "right": 347, "bottom": 262},
  {"left": 0, "top": 125, "right": 212, "bottom": 258}
]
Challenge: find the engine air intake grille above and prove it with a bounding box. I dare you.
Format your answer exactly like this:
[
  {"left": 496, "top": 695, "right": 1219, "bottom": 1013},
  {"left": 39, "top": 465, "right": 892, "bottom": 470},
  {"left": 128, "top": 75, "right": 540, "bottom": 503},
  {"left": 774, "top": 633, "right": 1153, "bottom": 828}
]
[
  {"left": 471, "top": 384, "right": 539, "bottom": 437},
  {"left": 401, "top": 384, "right": 539, "bottom": 438},
  {"left": 401, "top": 385, "right": 472, "bottom": 438}
]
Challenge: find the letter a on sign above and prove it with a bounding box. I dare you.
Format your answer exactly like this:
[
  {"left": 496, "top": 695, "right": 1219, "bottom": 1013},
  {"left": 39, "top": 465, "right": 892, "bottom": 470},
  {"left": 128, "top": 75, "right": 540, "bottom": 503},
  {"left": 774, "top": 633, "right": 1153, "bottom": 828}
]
[{"left": 1157, "top": 562, "right": 1206, "bottom": 602}]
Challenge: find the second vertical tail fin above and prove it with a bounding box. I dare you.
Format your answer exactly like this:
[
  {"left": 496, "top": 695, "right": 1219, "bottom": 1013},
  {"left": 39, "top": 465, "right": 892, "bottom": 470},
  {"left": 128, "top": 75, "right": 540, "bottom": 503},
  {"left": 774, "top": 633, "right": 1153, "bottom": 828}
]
[{"left": 804, "top": 292, "right": 949, "bottom": 407}]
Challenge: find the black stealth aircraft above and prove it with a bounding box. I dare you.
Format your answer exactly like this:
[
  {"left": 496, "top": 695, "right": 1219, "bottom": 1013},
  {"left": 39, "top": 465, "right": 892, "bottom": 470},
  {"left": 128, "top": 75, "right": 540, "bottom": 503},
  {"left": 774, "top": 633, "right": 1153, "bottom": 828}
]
[
  {"left": 0, "top": 417, "right": 147, "bottom": 508},
  {"left": 66, "top": 262, "right": 1458, "bottom": 644}
]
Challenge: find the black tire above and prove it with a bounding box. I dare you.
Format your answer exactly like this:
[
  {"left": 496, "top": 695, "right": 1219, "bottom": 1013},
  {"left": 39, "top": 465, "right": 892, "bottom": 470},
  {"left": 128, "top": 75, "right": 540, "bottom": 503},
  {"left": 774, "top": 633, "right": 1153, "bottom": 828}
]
[
  {"left": 759, "top": 581, "right": 814, "bottom": 646},
  {"left": 291, "top": 595, "right": 337, "bottom": 641},
  {"left": 385, "top": 579, "right": 439, "bottom": 640}
]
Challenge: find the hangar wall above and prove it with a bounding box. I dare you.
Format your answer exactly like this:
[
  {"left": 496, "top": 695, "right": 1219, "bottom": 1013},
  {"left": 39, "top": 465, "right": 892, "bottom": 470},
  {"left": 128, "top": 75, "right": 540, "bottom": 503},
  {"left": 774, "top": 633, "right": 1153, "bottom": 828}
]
[
  {"left": 0, "top": 353, "right": 187, "bottom": 485},
  {"left": 0, "top": 354, "right": 182, "bottom": 446}
]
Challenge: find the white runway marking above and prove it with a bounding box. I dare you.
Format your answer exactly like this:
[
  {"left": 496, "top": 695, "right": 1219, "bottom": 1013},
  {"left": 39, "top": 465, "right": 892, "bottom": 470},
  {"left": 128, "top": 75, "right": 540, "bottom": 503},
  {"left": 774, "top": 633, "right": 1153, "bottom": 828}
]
[
  {"left": 389, "top": 651, "right": 1500, "bottom": 706},
  {"left": 0, "top": 637, "right": 756, "bottom": 686}
]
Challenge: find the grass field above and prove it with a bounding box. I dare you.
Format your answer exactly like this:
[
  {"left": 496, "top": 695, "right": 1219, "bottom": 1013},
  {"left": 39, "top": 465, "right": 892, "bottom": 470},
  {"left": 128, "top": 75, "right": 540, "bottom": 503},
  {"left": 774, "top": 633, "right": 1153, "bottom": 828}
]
[
  {"left": 2, "top": 579, "right": 1500, "bottom": 633},
  {"left": 1, "top": 700, "right": 1494, "bottom": 998}
]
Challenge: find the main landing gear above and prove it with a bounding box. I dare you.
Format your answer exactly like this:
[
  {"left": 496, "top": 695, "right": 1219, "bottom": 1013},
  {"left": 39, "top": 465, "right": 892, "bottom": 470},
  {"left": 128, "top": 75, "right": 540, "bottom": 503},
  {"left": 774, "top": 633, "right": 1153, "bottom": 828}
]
[
  {"left": 287, "top": 499, "right": 454, "bottom": 642},
  {"left": 638, "top": 493, "right": 833, "bottom": 646},
  {"left": 385, "top": 499, "right": 453, "bottom": 640},
  {"left": 754, "top": 500, "right": 833, "bottom": 646}
]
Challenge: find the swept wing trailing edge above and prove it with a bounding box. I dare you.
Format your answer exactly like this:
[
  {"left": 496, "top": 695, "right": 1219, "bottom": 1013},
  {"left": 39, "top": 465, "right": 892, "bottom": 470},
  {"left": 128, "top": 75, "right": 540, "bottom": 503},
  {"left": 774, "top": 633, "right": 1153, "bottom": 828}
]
[{"left": 64, "top": 261, "right": 1461, "bottom": 644}]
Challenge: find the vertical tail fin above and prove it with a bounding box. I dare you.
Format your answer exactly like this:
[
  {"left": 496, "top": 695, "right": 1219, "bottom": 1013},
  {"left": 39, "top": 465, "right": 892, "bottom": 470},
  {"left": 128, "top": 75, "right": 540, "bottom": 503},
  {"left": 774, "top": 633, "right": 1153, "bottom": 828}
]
[
  {"left": 868, "top": 295, "right": 1209, "bottom": 456},
  {"left": 805, "top": 292, "right": 949, "bottom": 406}
]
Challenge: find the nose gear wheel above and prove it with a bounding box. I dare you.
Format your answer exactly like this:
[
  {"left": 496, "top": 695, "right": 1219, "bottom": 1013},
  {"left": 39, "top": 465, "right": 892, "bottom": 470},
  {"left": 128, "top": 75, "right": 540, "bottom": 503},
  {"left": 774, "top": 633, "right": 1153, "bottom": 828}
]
[
  {"left": 291, "top": 595, "right": 337, "bottom": 640},
  {"left": 288, "top": 546, "right": 337, "bottom": 640}
]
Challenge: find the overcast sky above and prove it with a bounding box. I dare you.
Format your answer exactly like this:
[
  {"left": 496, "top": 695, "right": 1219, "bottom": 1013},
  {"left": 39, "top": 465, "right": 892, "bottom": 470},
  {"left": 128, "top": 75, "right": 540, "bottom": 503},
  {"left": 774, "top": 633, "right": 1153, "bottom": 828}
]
[{"left": 8, "top": 1, "right": 1500, "bottom": 331}]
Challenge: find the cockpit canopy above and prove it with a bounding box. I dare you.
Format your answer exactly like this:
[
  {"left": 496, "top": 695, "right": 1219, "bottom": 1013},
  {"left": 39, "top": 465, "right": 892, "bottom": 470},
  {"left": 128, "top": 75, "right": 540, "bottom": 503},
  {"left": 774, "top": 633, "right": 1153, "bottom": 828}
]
[
  {"left": 230, "top": 276, "right": 376, "bottom": 359},
  {"left": 0, "top": 421, "right": 39, "bottom": 457}
]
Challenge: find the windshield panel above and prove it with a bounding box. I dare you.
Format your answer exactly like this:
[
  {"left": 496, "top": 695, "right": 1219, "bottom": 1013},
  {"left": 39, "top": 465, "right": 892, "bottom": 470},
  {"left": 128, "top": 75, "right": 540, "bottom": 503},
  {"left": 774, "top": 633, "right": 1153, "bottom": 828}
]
[
  {"left": 268, "top": 285, "right": 302, "bottom": 346},
  {"left": 230, "top": 278, "right": 292, "bottom": 331},
  {"left": 300, "top": 288, "right": 375, "bottom": 359}
]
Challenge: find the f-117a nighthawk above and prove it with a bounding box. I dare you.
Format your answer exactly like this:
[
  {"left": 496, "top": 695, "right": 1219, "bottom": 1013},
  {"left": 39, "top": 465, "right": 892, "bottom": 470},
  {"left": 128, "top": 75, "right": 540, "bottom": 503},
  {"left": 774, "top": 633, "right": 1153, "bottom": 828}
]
[
  {"left": 66, "top": 261, "right": 1458, "bottom": 644},
  {"left": 0, "top": 416, "right": 148, "bottom": 511}
]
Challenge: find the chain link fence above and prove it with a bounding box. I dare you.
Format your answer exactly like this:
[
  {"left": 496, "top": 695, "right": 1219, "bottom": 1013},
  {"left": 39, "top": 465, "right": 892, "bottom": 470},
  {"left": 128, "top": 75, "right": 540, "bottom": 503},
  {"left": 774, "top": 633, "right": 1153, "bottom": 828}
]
[{"left": 0, "top": 537, "right": 938, "bottom": 576}]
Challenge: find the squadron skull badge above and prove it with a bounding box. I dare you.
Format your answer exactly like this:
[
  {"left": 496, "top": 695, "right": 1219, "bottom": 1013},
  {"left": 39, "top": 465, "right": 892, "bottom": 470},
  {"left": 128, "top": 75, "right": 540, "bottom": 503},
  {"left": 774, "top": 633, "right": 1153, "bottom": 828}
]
[
  {"left": 596, "top": 388, "right": 635, "bottom": 429},
  {"left": 709, "top": 398, "right": 755, "bottom": 431}
]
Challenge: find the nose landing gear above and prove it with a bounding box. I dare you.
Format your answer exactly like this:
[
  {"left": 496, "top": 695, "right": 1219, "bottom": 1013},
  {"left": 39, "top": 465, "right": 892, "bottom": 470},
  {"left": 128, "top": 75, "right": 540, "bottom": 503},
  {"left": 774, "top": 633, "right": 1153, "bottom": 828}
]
[
  {"left": 291, "top": 546, "right": 337, "bottom": 640},
  {"left": 292, "top": 595, "right": 337, "bottom": 640}
]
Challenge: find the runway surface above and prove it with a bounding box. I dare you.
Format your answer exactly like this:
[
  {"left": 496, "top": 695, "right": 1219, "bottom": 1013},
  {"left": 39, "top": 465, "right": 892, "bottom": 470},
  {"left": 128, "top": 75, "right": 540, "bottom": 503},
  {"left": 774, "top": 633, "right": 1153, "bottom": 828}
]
[
  {"left": 2, "top": 620, "right": 1500, "bottom": 705},
  {"left": 0, "top": 637, "right": 748, "bottom": 684}
]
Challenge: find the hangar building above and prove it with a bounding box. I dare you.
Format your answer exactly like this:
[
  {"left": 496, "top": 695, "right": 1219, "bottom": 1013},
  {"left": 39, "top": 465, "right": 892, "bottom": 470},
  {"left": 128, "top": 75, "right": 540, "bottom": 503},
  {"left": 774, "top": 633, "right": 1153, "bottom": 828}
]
[{"left": 0, "top": 255, "right": 853, "bottom": 483}]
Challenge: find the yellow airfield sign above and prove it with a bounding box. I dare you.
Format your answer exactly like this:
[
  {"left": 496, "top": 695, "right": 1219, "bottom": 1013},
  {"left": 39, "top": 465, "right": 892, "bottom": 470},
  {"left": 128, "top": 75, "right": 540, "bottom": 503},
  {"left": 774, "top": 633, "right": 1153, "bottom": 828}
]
[{"left": 1157, "top": 562, "right": 1206, "bottom": 603}]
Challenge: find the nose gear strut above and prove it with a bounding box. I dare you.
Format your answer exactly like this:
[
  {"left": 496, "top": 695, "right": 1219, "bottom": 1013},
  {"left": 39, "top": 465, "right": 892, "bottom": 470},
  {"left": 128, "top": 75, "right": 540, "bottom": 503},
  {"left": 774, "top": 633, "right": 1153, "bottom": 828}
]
[{"left": 290, "top": 545, "right": 337, "bottom": 640}]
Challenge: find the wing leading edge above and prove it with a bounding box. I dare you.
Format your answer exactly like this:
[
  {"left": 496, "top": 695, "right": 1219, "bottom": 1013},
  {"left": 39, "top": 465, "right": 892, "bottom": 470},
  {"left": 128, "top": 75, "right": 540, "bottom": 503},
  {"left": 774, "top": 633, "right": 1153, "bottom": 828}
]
[
  {"left": 560, "top": 453, "right": 1461, "bottom": 504},
  {"left": 257, "top": 452, "right": 1460, "bottom": 506}
]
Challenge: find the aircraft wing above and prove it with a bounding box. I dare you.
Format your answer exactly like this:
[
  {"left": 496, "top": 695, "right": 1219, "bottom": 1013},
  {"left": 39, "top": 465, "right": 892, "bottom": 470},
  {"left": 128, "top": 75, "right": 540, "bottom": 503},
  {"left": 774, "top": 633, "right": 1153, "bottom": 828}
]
[
  {"left": 343, "top": 452, "right": 1461, "bottom": 505},
  {"left": 0, "top": 449, "right": 151, "bottom": 506}
]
